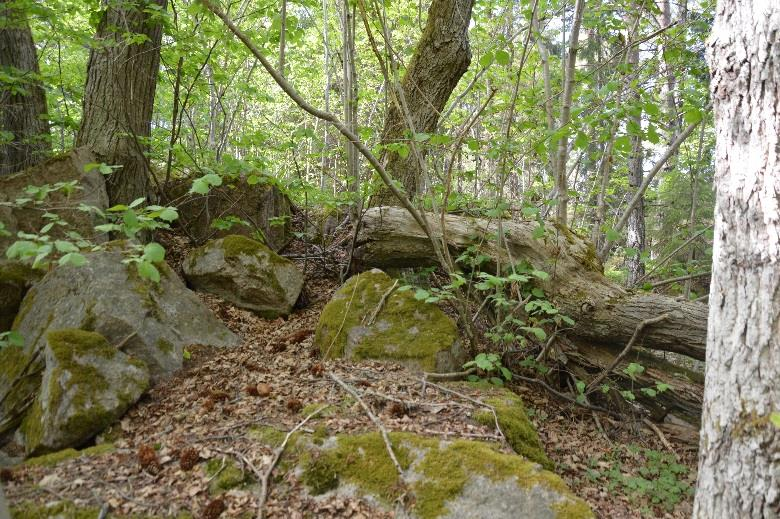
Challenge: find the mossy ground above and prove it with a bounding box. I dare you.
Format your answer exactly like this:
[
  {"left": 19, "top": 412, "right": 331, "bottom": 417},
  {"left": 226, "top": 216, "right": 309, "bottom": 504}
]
[
  {"left": 23, "top": 443, "right": 115, "bottom": 468},
  {"left": 315, "top": 270, "right": 458, "bottom": 370},
  {"left": 205, "top": 456, "right": 249, "bottom": 494}
]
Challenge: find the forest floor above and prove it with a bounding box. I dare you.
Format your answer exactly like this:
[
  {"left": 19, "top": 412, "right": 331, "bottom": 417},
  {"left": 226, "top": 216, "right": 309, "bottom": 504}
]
[{"left": 3, "top": 231, "right": 699, "bottom": 519}]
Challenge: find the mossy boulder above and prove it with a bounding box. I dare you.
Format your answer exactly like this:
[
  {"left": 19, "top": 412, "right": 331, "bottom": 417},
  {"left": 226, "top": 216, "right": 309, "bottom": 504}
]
[
  {"left": 0, "top": 261, "right": 42, "bottom": 332},
  {"left": 9, "top": 247, "right": 239, "bottom": 383},
  {"left": 314, "top": 269, "right": 464, "bottom": 372},
  {"left": 299, "top": 432, "right": 593, "bottom": 519},
  {"left": 167, "top": 177, "right": 292, "bottom": 250},
  {"left": 0, "top": 147, "right": 108, "bottom": 254},
  {"left": 15, "top": 330, "right": 149, "bottom": 456},
  {"left": 183, "top": 235, "right": 303, "bottom": 318}
]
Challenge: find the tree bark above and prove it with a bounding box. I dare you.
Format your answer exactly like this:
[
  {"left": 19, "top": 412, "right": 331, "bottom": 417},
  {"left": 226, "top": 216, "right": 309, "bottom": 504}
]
[
  {"left": 0, "top": 0, "right": 50, "bottom": 175},
  {"left": 374, "top": 0, "right": 474, "bottom": 204},
  {"left": 693, "top": 1, "right": 780, "bottom": 516},
  {"left": 354, "top": 206, "right": 707, "bottom": 361},
  {"left": 76, "top": 0, "right": 167, "bottom": 205},
  {"left": 625, "top": 41, "right": 645, "bottom": 286}
]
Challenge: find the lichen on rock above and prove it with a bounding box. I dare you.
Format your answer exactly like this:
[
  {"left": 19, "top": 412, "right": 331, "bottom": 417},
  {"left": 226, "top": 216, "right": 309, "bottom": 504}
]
[
  {"left": 183, "top": 235, "right": 303, "bottom": 318},
  {"left": 17, "top": 329, "right": 149, "bottom": 456},
  {"left": 314, "top": 269, "right": 464, "bottom": 372}
]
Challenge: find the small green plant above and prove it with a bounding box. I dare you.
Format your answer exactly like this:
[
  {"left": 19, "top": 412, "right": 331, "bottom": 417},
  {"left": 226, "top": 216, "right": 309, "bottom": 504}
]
[
  {"left": 2, "top": 166, "right": 178, "bottom": 284},
  {"left": 585, "top": 446, "right": 693, "bottom": 513},
  {"left": 0, "top": 331, "right": 24, "bottom": 350},
  {"left": 463, "top": 352, "right": 512, "bottom": 386}
]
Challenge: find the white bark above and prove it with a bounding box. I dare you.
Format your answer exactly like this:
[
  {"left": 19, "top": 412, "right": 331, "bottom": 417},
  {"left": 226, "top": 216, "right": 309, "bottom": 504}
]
[{"left": 694, "top": 1, "right": 780, "bottom": 517}]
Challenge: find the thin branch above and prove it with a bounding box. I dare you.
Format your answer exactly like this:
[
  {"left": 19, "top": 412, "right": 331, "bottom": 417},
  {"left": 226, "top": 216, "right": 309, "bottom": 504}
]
[
  {"left": 650, "top": 271, "right": 710, "bottom": 289},
  {"left": 256, "top": 405, "right": 327, "bottom": 518},
  {"left": 587, "top": 314, "right": 670, "bottom": 393},
  {"left": 328, "top": 372, "right": 406, "bottom": 478}
]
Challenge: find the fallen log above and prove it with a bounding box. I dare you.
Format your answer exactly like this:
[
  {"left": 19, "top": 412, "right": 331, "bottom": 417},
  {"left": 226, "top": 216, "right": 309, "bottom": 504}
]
[{"left": 354, "top": 207, "right": 707, "bottom": 361}]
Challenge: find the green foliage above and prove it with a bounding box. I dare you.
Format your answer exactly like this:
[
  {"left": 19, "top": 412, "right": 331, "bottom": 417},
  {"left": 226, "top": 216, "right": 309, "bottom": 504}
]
[
  {"left": 585, "top": 446, "right": 694, "bottom": 513},
  {"left": 463, "top": 352, "right": 512, "bottom": 386}
]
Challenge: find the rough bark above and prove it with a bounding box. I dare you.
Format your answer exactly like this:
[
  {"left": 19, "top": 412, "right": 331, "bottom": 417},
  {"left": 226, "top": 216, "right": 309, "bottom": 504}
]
[
  {"left": 76, "top": 0, "right": 167, "bottom": 205},
  {"left": 693, "top": 2, "right": 780, "bottom": 516},
  {"left": 354, "top": 207, "right": 707, "bottom": 361},
  {"left": 0, "top": 0, "right": 50, "bottom": 175},
  {"left": 374, "top": 0, "right": 474, "bottom": 204},
  {"left": 624, "top": 26, "right": 645, "bottom": 287}
]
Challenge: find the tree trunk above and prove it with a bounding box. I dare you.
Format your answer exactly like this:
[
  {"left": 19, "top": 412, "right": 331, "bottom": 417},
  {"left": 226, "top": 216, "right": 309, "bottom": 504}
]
[
  {"left": 354, "top": 207, "right": 707, "bottom": 361},
  {"left": 75, "top": 0, "right": 167, "bottom": 205},
  {"left": 374, "top": 0, "right": 474, "bottom": 205},
  {"left": 0, "top": 0, "right": 50, "bottom": 175},
  {"left": 693, "top": 2, "right": 780, "bottom": 516},
  {"left": 625, "top": 52, "right": 645, "bottom": 286}
]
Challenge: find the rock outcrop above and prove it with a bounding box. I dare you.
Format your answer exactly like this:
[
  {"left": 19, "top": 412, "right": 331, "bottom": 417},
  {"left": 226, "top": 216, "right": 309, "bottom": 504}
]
[
  {"left": 183, "top": 235, "right": 303, "bottom": 318},
  {"left": 299, "top": 431, "right": 592, "bottom": 519},
  {"left": 17, "top": 329, "right": 149, "bottom": 456},
  {"left": 314, "top": 269, "right": 465, "bottom": 372},
  {"left": 0, "top": 147, "right": 108, "bottom": 253},
  {"left": 167, "top": 178, "right": 292, "bottom": 250},
  {"left": 0, "top": 247, "right": 239, "bottom": 440}
]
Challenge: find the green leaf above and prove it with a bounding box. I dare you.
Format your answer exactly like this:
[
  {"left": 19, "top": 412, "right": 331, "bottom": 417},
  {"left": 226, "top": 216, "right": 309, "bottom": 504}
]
[
  {"left": 479, "top": 52, "right": 494, "bottom": 68},
  {"left": 143, "top": 242, "right": 165, "bottom": 263},
  {"left": 575, "top": 380, "right": 586, "bottom": 394},
  {"left": 770, "top": 412, "right": 780, "bottom": 429},
  {"left": 494, "top": 50, "right": 510, "bottom": 66},
  {"left": 413, "top": 288, "right": 430, "bottom": 301},
  {"left": 158, "top": 207, "right": 178, "bottom": 222},
  {"left": 54, "top": 240, "right": 79, "bottom": 253},
  {"left": 137, "top": 261, "right": 160, "bottom": 283},
  {"left": 605, "top": 228, "right": 621, "bottom": 242},
  {"left": 58, "top": 252, "right": 87, "bottom": 267},
  {"left": 532, "top": 225, "right": 546, "bottom": 239}
]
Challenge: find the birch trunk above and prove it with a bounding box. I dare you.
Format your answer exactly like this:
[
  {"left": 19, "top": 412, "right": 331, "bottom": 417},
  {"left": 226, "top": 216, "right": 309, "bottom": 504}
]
[{"left": 693, "top": 1, "right": 780, "bottom": 516}]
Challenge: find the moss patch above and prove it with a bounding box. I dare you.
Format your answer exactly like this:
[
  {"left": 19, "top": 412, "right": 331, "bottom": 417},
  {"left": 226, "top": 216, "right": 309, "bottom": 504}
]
[
  {"left": 301, "top": 432, "right": 412, "bottom": 500},
  {"left": 412, "top": 438, "right": 577, "bottom": 519},
  {"left": 205, "top": 456, "right": 248, "bottom": 494},
  {"left": 23, "top": 443, "right": 115, "bottom": 468},
  {"left": 247, "top": 425, "right": 288, "bottom": 447},
  {"left": 299, "top": 432, "right": 590, "bottom": 519},
  {"left": 18, "top": 329, "right": 144, "bottom": 456},
  {"left": 221, "top": 235, "right": 265, "bottom": 258},
  {"left": 469, "top": 387, "right": 552, "bottom": 469},
  {"left": 315, "top": 270, "right": 458, "bottom": 371}
]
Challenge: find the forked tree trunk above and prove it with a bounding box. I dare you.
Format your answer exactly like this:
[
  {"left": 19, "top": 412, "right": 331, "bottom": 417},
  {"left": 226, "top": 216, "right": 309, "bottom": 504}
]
[
  {"left": 76, "top": 0, "right": 167, "bottom": 205},
  {"left": 693, "top": 2, "right": 780, "bottom": 516},
  {"left": 374, "top": 0, "right": 474, "bottom": 205},
  {"left": 0, "top": 0, "right": 49, "bottom": 175}
]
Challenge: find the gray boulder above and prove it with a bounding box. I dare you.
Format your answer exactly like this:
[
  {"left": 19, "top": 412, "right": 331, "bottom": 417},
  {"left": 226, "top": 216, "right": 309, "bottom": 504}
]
[
  {"left": 183, "top": 235, "right": 303, "bottom": 318},
  {"left": 0, "top": 247, "right": 239, "bottom": 439},
  {"left": 314, "top": 269, "right": 465, "bottom": 372},
  {"left": 16, "top": 329, "right": 149, "bottom": 456}
]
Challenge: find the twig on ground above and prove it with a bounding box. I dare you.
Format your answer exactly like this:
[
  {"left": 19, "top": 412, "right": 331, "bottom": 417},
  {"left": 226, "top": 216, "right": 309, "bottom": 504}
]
[
  {"left": 642, "top": 418, "right": 677, "bottom": 457},
  {"left": 256, "top": 404, "right": 327, "bottom": 518},
  {"left": 329, "top": 372, "right": 406, "bottom": 478},
  {"left": 421, "top": 379, "right": 508, "bottom": 446},
  {"left": 592, "top": 412, "right": 611, "bottom": 444},
  {"left": 423, "top": 367, "right": 476, "bottom": 382},
  {"left": 114, "top": 332, "right": 138, "bottom": 351},
  {"left": 587, "top": 314, "right": 670, "bottom": 392}
]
